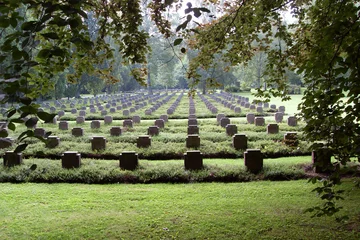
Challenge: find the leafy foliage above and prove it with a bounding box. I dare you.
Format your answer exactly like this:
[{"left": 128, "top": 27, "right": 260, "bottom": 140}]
[
  {"left": 149, "top": 0, "right": 360, "bottom": 218},
  {"left": 0, "top": 0, "right": 150, "bottom": 151}
]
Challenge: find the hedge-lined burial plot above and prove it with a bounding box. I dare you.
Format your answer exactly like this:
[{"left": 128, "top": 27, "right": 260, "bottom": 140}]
[
  {"left": 0, "top": 157, "right": 311, "bottom": 183},
  {"left": 2, "top": 118, "right": 308, "bottom": 160},
  {"left": 0, "top": 90, "right": 303, "bottom": 160},
  {"left": 0, "top": 90, "right": 279, "bottom": 121}
]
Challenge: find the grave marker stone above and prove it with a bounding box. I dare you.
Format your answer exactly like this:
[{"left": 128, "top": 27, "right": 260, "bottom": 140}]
[
  {"left": 59, "top": 121, "right": 68, "bottom": 130},
  {"left": 186, "top": 134, "right": 200, "bottom": 148},
  {"left": 58, "top": 110, "right": 65, "bottom": 118},
  {"left": 91, "top": 120, "right": 101, "bottom": 129},
  {"left": 104, "top": 116, "right": 113, "bottom": 124},
  {"left": 312, "top": 147, "right": 332, "bottom": 173},
  {"left": 244, "top": 149, "right": 263, "bottom": 173},
  {"left": 187, "top": 125, "right": 199, "bottom": 135},
  {"left": 155, "top": 119, "right": 165, "bottom": 128},
  {"left": 34, "top": 128, "right": 46, "bottom": 137},
  {"left": 148, "top": 126, "right": 159, "bottom": 136},
  {"left": 284, "top": 132, "right": 298, "bottom": 146},
  {"left": 254, "top": 117, "right": 265, "bottom": 126},
  {"left": 184, "top": 150, "right": 203, "bottom": 170},
  {"left": 216, "top": 113, "right": 225, "bottom": 123},
  {"left": 79, "top": 110, "right": 86, "bottom": 116},
  {"left": 256, "top": 106, "right": 263, "bottom": 113},
  {"left": 246, "top": 113, "right": 255, "bottom": 124},
  {"left": 46, "top": 136, "right": 60, "bottom": 148},
  {"left": 232, "top": 134, "right": 247, "bottom": 150},
  {"left": 119, "top": 151, "right": 138, "bottom": 170},
  {"left": 3, "top": 151, "right": 22, "bottom": 167},
  {"left": 123, "top": 110, "right": 130, "bottom": 116},
  {"left": 287, "top": 116, "right": 297, "bottom": 126},
  {"left": 275, "top": 112, "right": 283, "bottom": 123},
  {"left": 160, "top": 114, "right": 168, "bottom": 122},
  {"left": 226, "top": 124, "right": 238, "bottom": 136},
  {"left": 123, "top": 119, "right": 133, "bottom": 128},
  {"left": 132, "top": 115, "right": 141, "bottom": 124},
  {"left": 137, "top": 135, "right": 151, "bottom": 148},
  {"left": 220, "top": 117, "right": 230, "bottom": 128},
  {"left": 110, "top": 127, "right": 122, "bottom": 136},
  {"left": 188, "top": 118, "right": 198, "bottom": 126},
  {"left": 72, "top": 128, "right": 84, "bottom": 137},
  {"left": 267, "top": 124, "right": 279, "bottom": 134},
  {"left": 62, "top": 151, "right": 81, "bottom": 169},
  {"left": 279, "top": 106, "right": 285, "bottom": 113},
  {"left": 91, "top": 136, "right": 106, "bottom": 151},
  {"left": 76, "top": 116, "right": 85, "bottom": 124},
  {"left": 0, "top": 138, "right": 13, "bottom": 149}
]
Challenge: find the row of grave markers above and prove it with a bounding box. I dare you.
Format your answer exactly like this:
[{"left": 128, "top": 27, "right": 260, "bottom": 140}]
[{"left": 3, "top": 148, "right": 331, "bottom": 174}]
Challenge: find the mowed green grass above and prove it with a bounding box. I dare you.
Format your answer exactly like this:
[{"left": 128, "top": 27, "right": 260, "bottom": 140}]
[
  {"left": 236, "top": 91, "right": 303, "bottom": 116},
  {"left": 0, "top": 180, "right": 359, "bottom": 239}
]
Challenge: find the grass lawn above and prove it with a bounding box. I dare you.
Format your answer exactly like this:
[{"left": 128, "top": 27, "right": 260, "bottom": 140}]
[
  {"left": 237, "top": 91, "right": 303, "bottom": 116},
  {"left": 0, "top": 180, "right": 359, "bottom": 239}
]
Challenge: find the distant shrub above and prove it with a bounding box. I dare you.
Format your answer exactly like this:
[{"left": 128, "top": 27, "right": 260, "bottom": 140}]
[
  {"left": 224, "top": 86, "right": 251, "bottom": 93},
  {"left": 225, "top": 86, "right": 240, "bottom": 92},
  {"left": 287, "top": 85, "right": 302, "bottom": 94}
]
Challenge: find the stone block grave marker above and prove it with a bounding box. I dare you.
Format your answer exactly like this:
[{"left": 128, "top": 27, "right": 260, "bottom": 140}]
[
  {"left": 220, "top": 117, "right": 230, "bottom": 128},
  {"left": 244, "top": 149, "right": 263, "bottom": 173},
  {"left": 254, "top": 117, "right": 265, "bottom": 126},
  {"left": 0, "top": 138, "right": 13, "bottom": 149},
  {"left": 188, "top": 118, "right": 198, "bottom": 126},
  {"left": 232, "top": 134, "right": 247, "bottom": 150},
  {"left": 91, "top": 120, "right": 101, "bottom": 129},
  {"left": 123, "top": 110, "right": 130, "bottom": 116},
  {"left": 76, "top": 116, "right": 85, "bottom": 124},
  {"left": 137, "top": 135, "right": 151, "bottom": 148},
  {"left": 104, "top": 116, "right": 113, "bottom": 124},
  {"left": 288, "top": 116, "right": 297, "bottom": 126},
  {"left": 184, "top": 150, "right": 203, "bottom": 170},
  {"left": 132, "top": 115, "right": 141, "bottom": 124},
  {"left": 226, "top": 124, "right": 238, "bottom": 136},
  {"left": 155, "top": 119, "right": 165, "bottom": 128},
  {"left": 246, "top": 113, "right": 255, "bottom": 124},
  {"left": 186, "top": 134, "right": 200, "bottom": 148},
  {"left": 119, "top": 151, "right": 138, "bottom": 170},
  {"left": 72, "top": 127, "right": 84, "bottom": 137},
  {"left": 91, "top": 136, "right": 106, "bottom": 151},
  {"left": 123, "top": 119, "right": 133, "bottom": 128},
  {"left": 312, "top": 147, "right": 332, "bottom": 173},
  {"left": 34, "top": 128, "right": 46, "bottom": 137},
  {"left": 62, "top": 151, "right": 81, "bottom": 169},
  {"left": 160, "top": 114, "right": 168, "bottom": 122},
  {"left": 46, "top": 136, "right": 60, "bottom": 148},
  {"left": 3, "top": 151, "right": 23, "bottom": 167},
  {"left": 79, "top": 110, "right": 86, "bottom": 116},
  {"left": 267, "top": 124, "right": 279, "bottom": 134},
  {"left": 188, "top": 125, "right": 199, "bottom": 135},
  {"left": 284, "top": 132, "right": 298, "bottom": 146},
  {"left": 109, "top": 127, "right": 122, "bottom": 136},
  {"left": 59, "top": 121, "right": 68, "bottom": 130},
  {"left": 148, "top": 126, "right": 159, "bottom": 136}
]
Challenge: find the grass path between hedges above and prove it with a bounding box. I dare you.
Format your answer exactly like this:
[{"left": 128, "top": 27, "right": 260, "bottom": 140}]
[{"left": 1, "top": 179, "right": 359, "bottom": 239}]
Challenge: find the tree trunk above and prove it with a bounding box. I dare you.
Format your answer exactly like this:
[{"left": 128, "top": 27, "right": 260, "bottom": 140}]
[{"left": 147, "top": 56, "right": 153, "bottom": 95}]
